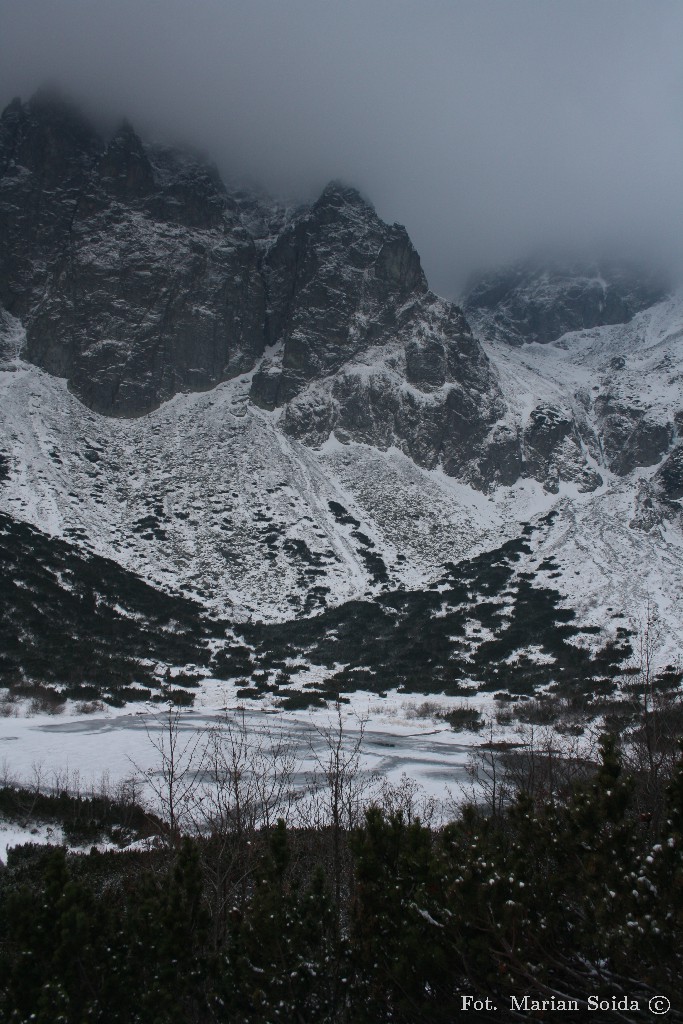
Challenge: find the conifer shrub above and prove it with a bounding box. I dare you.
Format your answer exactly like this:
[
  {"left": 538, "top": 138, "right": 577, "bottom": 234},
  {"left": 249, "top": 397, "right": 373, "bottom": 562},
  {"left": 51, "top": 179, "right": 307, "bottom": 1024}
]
[{"left": 1, "top": 736, "right": 682, "bottom": 1022}]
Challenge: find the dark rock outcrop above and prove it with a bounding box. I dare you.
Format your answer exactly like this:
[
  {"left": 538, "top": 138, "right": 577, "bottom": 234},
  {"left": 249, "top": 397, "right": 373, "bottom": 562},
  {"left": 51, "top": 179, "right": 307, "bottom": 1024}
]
[
  {"left": 0, "top": 89, "right": 102, "bottom": 323},
  {"left": 0, "top": 90, "right": 267, "bottom": 415},
  {"left": 655, "top": 443, "right": 683, "bottom": 502},
  {"left": 630, "top": 445, "right": 683, "bottom": 531},
  {"left": 1, "top": 91, "right": 676, "bottom": 497},
  {"left": 594, "top": 396, "right": 673, "bottom": 476},
  {"left": 251, "top": 182, "right": 428, "bottom": 407},
  {"left": 522, "top": 405, "right": 602, "bottom": 493},
  {"left": 249, "top": 183, "right": 504, "bottom": 482}
]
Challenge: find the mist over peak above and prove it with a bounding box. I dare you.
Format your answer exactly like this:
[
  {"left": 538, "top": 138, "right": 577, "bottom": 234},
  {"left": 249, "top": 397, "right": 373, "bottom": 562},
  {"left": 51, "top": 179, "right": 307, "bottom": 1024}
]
[{"left": 1, "top": 2, "right": 683, "bottom": 296}]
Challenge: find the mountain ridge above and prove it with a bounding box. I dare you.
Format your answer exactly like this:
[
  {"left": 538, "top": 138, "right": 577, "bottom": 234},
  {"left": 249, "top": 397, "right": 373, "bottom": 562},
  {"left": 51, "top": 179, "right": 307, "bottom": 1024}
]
[
  {"left": 1, "top": 91, "right": 678, "bottom": 500},
  {"left": 1, "top": 91, "right": 682, "bottom": 701}
]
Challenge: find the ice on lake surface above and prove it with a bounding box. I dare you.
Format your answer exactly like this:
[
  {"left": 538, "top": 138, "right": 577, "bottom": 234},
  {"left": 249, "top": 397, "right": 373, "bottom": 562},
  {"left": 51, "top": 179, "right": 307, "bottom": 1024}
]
[
  {"left": 0, "top": 691, "right": 486, "bottom": 858},
  {"left": 1, "top": 704, "right": 473, "bottom": 791}
]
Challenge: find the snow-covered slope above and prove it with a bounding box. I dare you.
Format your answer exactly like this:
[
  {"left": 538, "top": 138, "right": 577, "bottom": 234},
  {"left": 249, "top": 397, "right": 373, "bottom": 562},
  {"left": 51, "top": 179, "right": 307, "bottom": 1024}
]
[
  {"left": 463, "top": 256, "right": 668, "bottom": 347},
  {"left": 483, "top": 291, "right": 683, "bottom": 483},
  {"left": 0, "top": 315, "right": 507, "bottom": 621},
  {"left": 1, "top": 90, "right": 682, "bottom": 694},
  {"left": 2, "top": 294, "right": 683, "bottom": 661}
]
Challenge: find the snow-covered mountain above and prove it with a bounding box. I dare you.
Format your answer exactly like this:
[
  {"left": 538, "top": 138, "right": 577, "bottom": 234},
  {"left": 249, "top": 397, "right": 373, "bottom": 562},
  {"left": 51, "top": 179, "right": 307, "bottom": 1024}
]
[
  {"left": 463, "top": 256, "right": 668, "bottom": 348},
  {"left": 2, "top": 289, "right": 683, "bottom": 696},
  {"left": 1, "top": 90, "right": 682, "bottom": 706}
]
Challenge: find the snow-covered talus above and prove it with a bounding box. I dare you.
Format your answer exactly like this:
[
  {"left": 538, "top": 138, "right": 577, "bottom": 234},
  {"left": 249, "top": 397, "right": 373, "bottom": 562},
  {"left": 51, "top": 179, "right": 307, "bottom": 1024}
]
[
  {"left": 530, "top": 486, "right": 683, "bottom": 652},
  {"left": 480, "top": 291, "right": 683, "bottom": 491},
  {"left": 0, "top": 332, "right": 511, "bottom": 621},
  {"left": 2, "top": 303, "right": 683, "bottom": 661},
  {"left": 485, "top": 291, "right": 683, "bottom": 425}
]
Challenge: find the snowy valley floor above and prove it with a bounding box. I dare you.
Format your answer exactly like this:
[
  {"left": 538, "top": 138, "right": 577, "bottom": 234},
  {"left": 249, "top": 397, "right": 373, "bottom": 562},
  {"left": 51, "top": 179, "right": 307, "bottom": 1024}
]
[{"left": 0, "top": 687, "right": 494, "bottom": 860}]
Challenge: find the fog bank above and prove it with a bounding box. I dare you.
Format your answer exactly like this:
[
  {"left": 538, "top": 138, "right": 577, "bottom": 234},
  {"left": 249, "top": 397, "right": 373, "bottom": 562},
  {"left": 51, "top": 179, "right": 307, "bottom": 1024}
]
[{"left": 2, "top": 0, "right": 682, "bottom": 295}]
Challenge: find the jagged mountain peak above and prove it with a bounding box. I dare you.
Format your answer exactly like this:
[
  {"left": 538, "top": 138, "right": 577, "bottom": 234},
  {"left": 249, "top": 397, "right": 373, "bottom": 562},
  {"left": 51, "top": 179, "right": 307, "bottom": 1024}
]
[
  {"left": 0, "top": 91, "right": 274, "bottom": 412},
  {"left": 1, "top": 90, "right": 681, "bottom": 506},
  {"left": 2, "top": 95, "right": 22, "bottom": 114},
  {"left": 97, "top": 119, "right": 155, "bottom": 197},
  {"left": 0, "top": 88, "right": 102, "bottom": 184},
  {"left": 18, "top": 86, "right": 103, "bottom": 156},
  {"left": 315, "top": 179, "right": 374, "bottom": 213},
  {"left": 26, "top": 82, "right": 92, "bottom": 121},
  {"left": 0, "top": 92, "right": 435, "bottom": 419},
  {"left": 106, "top": 117, "right": 146, "bottom": 154}
]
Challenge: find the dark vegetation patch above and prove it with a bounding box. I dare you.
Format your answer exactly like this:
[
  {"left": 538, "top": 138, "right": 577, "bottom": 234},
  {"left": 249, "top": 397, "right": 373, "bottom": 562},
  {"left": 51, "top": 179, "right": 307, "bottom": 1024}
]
[
  {"left": 132, "top": 513, "right": 167, "bottom": 541},
  {"left": 1, "top": 507, "right": 633, "bottom": 711},
  {"left": 303, "top": 585, "right": 331, "bottom": 615},
  {"left": 240, "top": 515, "right": 632, "bottom": 706},
  {"left": 277, "top": 689, "right": 329, "bottom": 710},
  {"left": 282, "top": 537, "right": 329, "bottom": 567},
  {"left": 358, "top": 547, "right": 389, "bottom": 586},
  {"left": 0, "top": 783, "right": 159, "bottom": 848},
  {"left": 0, "top": 741, "right": 682, "bottom": 1022},
  {"left": 328, "top": 499, "right": 360, "bottom": 527},
  {"left": 352, "top": 530, "right": 374, "bottom": 547},
  {"left": 441, "top": 705, "right": 485, "bottom": 731},
  {"left": 328, "top": 501, "right": 388, "bottom": 584},
  {"left": 0, "top": 512, "right": 251, "bottom": 703}
]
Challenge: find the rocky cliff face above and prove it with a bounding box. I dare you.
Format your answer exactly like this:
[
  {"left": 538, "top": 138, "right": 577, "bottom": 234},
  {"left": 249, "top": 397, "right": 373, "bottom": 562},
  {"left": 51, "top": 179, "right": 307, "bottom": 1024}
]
[
  {"left": 463, "top": 259, "right": 679, "bottom": 495},
  {"left": 0, "top": 91, "right": 678, "bottom": 499},
  {"left": 0, "top": 91, "right": 506, "bottom": 483},
  {"left": 252, "top": 182, "right": 504, "bottom": 484},
  {"left": 0, "top": 89, "right": 268, "bottom": 415},
  {"left": 251, "top": 182, "right": 428, "bottom": 407},
  {"left": 0, "top": 91, "right": 101, "bottom": 323}
]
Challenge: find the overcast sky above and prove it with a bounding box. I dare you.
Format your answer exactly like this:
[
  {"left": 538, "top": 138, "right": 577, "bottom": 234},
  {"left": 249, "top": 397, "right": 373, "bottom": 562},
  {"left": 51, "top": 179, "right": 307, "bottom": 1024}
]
[{"left": 1, "top": 0, "right": 682, "bottom": 296}]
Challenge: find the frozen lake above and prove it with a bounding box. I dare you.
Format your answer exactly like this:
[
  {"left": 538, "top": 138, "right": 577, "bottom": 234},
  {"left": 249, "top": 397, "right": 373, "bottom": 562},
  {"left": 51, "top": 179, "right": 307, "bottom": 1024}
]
[{"left": 0, "top": 689, "right": 490, "bottom": 858}]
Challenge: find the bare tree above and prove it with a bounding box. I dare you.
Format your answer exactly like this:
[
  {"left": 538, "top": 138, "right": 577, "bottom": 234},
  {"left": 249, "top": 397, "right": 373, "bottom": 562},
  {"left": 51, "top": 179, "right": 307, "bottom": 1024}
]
[
  {"left": 130, "top": 705, "right": 206, "bottom": 845},
  {"left": 192, "top": 708, "right": 299, "bottom": 937},
  {"left": 300, "top": 699, "right": 375, "bottom": 925},
  {"left": 465, "top": 725, "right": 510, "bottom": 818},
  {"left": 622, "top": 597, "right": 683, "bottom": 824},
  {"left": 198, "top": 708, "right": 298, "bottom": 837},
  {"left": 500, "top": 725, "right": 595, "bottom": 808},
  {"left": 627, "top": 595, "right": 664, "bottom": 778},
  {"left": 464, "top": 724, "right": 596, "bottom": 818},
  {"left": 376, "top": 771, "right": 440, "bottom": 828}
]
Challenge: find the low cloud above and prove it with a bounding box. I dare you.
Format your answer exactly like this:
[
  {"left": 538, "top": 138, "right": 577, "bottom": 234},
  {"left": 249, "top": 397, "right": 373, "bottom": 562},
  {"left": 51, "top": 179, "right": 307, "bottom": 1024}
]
[{"left": 2, "top": 0, "right": 682, "bottom": 295}]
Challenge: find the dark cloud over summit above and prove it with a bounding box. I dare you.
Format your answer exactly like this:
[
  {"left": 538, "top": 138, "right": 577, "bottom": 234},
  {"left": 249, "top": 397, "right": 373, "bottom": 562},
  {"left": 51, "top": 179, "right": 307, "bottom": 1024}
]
[{"left": 1, "top": 0, "right": 682, "bottom": 296}]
